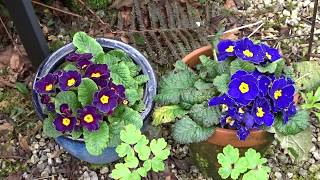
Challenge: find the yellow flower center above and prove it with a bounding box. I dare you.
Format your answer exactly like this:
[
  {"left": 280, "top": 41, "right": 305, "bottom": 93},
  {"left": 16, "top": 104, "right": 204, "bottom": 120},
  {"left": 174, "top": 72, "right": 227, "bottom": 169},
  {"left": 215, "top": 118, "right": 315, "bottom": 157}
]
[
  {"left": 91, "top": 72, "right": 101, "bottom": 78},
  {"left": 45, "top": 84, "right": 53, "bottom": 91},
  {"left": 243, "top": 49, "right": 253, "bottom": 57},
  {"left": 225, "top": 46, "right": 234, "bottom": 53},
  {"left": 100, "top": 95, "right": 109, "bottom": 104},
  {"left": 238, "top": 108, "right": 245, "bottom": 114},
  {"left": 226, "top": 116, "right": 234, "bottom": 126},
  {"left": 274, "top": 90, "right": 282, "bottom": 100},
  {"left": 266, "top": 52, "right": 272, "bottom": 60},
  {"left": 221, "top": 104, "right": 228, "bottom": 111},
  {"left": 84, "top": 114, "right": 94, "bottom": 123},
  {"left": 123, "top": 100, "right": 128, "bottom": 105},
  {"left": 239, "top": 82, "right": 249, "bottom": 93},
  {"left": 256, "top": 107, "right": 265, "bottom": 117},
  {"left": 62, "top": 118, "right": 71, "bottom": 126},
  {"left": 67, "top": 78, "right": 76, "bottom": 87}
]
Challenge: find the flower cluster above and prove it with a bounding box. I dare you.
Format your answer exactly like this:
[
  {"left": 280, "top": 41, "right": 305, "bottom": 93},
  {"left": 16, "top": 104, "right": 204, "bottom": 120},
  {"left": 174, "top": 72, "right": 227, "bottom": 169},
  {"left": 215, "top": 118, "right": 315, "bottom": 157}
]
[
  {"left": 35, "top": 52, "right": 127, "bottom": 132},
  {"left": 207, "top": 38, "right": 296, "bottom": 140},
  {"left": 209, "top": 64, "right": 296, "bottom": 140},
  {"left": 217, "top": 38, "right": 281, "bottom": 64}
]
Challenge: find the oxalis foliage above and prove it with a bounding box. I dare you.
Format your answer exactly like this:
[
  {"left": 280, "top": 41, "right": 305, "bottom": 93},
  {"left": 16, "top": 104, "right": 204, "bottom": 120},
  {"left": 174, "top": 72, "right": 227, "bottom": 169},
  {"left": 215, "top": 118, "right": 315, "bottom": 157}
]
[
  {"left": 153, "top": 34, "right": 313, "bottom": 162},
  {"left": 37, "top": 32, "right": 149, "bottom": 156},
  {"left": 111, "top": 124, "right": 170, "bottom": 180},
  {"left": 217, "top": 145, "right": 270, "bottom": 180}
]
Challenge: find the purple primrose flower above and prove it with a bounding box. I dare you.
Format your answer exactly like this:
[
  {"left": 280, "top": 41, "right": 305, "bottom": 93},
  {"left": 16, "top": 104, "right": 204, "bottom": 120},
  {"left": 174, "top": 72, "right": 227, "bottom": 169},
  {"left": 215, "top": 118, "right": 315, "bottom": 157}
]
[
  {"left": 217, "top": 40, "right": 235, "bottom": 61},
  {"left": 78, "top": 105, "right": 103, "bottom": 131},
  {"left": 252, "top": 97, "right": 274, "bottom": 126},
  {"left": 76, "top": 59, "right": 93, "bottom": 70},
  {"left": 65, "top": 52, "right": 93, "bottom": 62},
  {"left": 269, "top": 77, "right": 295, "bottom": 109},
  {"left": 208, "top": 94, "right": 234, "bottom": 112},
  {"left": 53, "top": 114, "right": 77, "bottom": 132},
  {"left": 93, "top": 87, "right": 118, "bottom": 114},
  {"left": 35, "top": 73, "right": 57, "bottom": 94},
  {"left": 234, "top": 38, "right": 265, "bottom": 64},
  {"left": 58, "top": 71, "right": 82, "bottom": 91},
  {"left": 260, "top": 44, "right": 281, "bottom": 62}
]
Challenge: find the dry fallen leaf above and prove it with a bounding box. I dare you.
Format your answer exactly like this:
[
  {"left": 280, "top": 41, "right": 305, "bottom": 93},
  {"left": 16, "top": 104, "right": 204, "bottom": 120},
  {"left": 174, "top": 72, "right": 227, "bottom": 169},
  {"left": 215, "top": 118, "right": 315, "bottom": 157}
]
[
  {"left": 221, "top": 25, "right": 239, "bottom": 40},
  {"left": 0, "top": 122, "right": 14, "bottom": 132},
  {"left": 120, "top": 35, "right": 130, "bottom": 44},
  {"left": 5, "top": 172, "right": 23, "bottom": 180},
  {"left": 0, "top": 46, "right": 13, "bottom": 67},
  {"left": 224, "top": 0, "right": 237, "bottom": 9},
  {"left": 18, "top": 135, "right": 30, "bottom": 152},
  {"left": 109, "top": 0, "right": 133, "bottom": 9}
]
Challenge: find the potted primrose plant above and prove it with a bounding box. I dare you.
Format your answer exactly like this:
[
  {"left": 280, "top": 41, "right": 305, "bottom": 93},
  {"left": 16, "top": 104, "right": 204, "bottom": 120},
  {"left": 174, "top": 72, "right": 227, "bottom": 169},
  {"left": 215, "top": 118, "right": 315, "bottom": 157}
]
[
  {"left": 153, "top": 37, "right": 311, "bottom": 178},
  {"left": 32, "top": 32, "right": 157, "bottom": 164}
]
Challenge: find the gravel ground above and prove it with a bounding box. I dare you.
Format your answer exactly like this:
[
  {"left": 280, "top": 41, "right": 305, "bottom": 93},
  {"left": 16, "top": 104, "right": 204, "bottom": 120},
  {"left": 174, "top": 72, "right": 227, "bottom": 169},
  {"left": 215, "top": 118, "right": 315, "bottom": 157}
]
[{"left": 1, "top": 0, "right": 320, "bottom": 179}]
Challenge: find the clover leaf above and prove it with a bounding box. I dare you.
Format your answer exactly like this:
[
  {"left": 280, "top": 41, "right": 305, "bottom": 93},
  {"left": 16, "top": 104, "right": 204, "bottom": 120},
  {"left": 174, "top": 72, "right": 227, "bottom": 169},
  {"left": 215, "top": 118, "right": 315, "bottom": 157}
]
[
  {"left": 150, "top": 138, "right": 170, "bottom": 160},
  {"left": 218, "top": 145, "right": 270, "bottom": 180},
  {"left": 134, "top": 136, "right": 151, "bottom": 161},
  {"left": 111, "top": 163, "right": 131, "bottom": 179},
  {"left": 112, "top": 124, "right": 170, "bottom": 179},
  {"left": 120, "top": 124, "right": 143, "bottom": 145}
]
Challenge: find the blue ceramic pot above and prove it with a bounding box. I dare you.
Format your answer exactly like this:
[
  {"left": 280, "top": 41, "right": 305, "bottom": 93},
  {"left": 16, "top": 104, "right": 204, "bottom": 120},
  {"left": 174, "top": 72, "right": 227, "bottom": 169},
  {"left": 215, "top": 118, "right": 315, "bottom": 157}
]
[{"left": 32, "top": 38, "right": 157, "bottom": 164}]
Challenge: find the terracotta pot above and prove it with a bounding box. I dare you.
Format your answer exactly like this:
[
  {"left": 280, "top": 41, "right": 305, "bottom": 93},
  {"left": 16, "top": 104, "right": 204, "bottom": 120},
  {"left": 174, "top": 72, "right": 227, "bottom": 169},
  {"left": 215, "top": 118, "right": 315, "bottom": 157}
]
[{"left": 182, "top": 46, "right": 275, "bottom": 179}]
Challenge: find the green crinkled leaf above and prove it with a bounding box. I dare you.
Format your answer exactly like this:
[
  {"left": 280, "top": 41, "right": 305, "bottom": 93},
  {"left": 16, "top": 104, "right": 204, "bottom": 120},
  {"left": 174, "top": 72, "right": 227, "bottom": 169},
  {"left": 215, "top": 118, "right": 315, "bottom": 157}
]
[
  {"left": 135, "top": 75, "right": 149, "bottom": 85},
  {"left": 110, "top": 61, "right": 135, "bottom": 88},
  {"left": 198, "top": 55, "right": 230, "bottom": 80},
  {"left": 54, "top": 91, "right": 81, "bottom": 115},
  {"left": 123, "top": 60, "right": 141, "bottom": 77},
  {"left": 143, "top": 160, "right": 152, "bottom": 171},
  {"left": 108, "top": 121, "right": 125, "bottom": 147},
  {"left": 125, "top": 88, "right": 140, "bottom": 105},
  {"left": 155, "top": 66, "right": 198, "bottom": 105},
  {"left": 175, "top": 60, "right": 193, "bottom": 71},
  {"left": 83, "top": 122, "right": 109, "bottom": 156},
  {"left": 71, "top": 129, "right": 83, "bottom": 139},
  {"left": 220, "top": 145, "right": 239, "bottom": 165},
  {"left": 63, "top": 63, "right": 78, "bottom": 71},
  {"left": 132, "top": 100, "right": 146, "bottom": 112},
  {"left": 111, "top": 163, "right": 131, "bottom": 179},
  {"left": 293, "top": 61, "right": 320, "bottom": 91},
  {"left": 213, "top": 73, "right": 230, "bottom": 93},
  {"left": 274, "top": 59, "right": 285, "bottom": 77},
  {"left": 194, "top": 79, "right": 213, "bottom": 90},
  {"left": 230, "top": 59, "right": 255, "bottom": 74},
  {"left": 150, "top": 138, "right": 170, "bottom": 160},
  {"left": 275, "top": 126, "right": 312, "bottom": 162},
  {"left": 116, "top": 142, "right": 134, "bottom": 158},
  {"left": 73, "top": 32, "right": 103, "bottom": 57},
  {"left": 151, "top": 157, "right": 165, "bottom": 172},
  {"left": 234, "top": 157, "right": 248, "bottom": 174},
  {"left": 134, "top": 136, "right": 151, "bottom": 161},
  {"left": 274, "top": 110, "right": 309, "bottom": 135},
  {"left": 152, "top": 105, "right": 187, "bottom": 126},
  {"left": 180, "top": 88, "right": 216, "bottom": 105},
  {"left": 120, "top": 124, "right": 143, "bottom": 145},
  {"left": 78, "top": 78, "right": 98, "bottom": 106},
  {"left": 109, "top": 106, "right": 143, "bottom": 129},
  {"left": 218, "top": 166, "right": 232, "bottom": 179},
  {"left": 172, "top": 116, "right": 214, "bottom": 144},
  {"left": 189, "top": 103, "right": 220, "bottom": 127},
  {"left": 43, "top": 114, "right": 62, "bottom": 138},
  {"left": 256, "top": 59, "right": 284, "bottom": 74}
]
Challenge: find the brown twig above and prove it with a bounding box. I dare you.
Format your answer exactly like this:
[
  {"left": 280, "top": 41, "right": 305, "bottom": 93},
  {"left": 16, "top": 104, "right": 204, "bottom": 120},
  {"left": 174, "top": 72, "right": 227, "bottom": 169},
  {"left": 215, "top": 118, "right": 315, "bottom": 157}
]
[
  {"left": 0, "top": 155, "right": 27, "bottom": 160},
  {"left": 32, "top": 1, "right": 82, "bottom": 18},
  {"left": 76, "top": 0, "right": 111, "bottom": 31},
  {"left": 307, "top": 0, "right": 319, "bottom": 60},
  {"left": 0, "top": 16, "right": 22, "bottom": 55}
]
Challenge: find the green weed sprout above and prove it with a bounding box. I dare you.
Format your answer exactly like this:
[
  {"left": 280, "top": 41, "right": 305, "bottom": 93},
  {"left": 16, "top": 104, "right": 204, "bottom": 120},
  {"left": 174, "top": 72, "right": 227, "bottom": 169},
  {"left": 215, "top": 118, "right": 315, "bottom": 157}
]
[
  {"left": 217, "top": 145, "right": 270, "bottom": 180},
  {"left": 111, "top": 124, "right": 170, "bottom": 180}
]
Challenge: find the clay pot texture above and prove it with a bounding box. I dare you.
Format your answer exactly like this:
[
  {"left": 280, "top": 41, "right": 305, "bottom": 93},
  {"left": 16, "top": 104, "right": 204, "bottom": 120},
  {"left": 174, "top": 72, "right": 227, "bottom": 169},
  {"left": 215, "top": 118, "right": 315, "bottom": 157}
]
[{"left": 182, "top": 45, "right": 274, "bottom": 179}]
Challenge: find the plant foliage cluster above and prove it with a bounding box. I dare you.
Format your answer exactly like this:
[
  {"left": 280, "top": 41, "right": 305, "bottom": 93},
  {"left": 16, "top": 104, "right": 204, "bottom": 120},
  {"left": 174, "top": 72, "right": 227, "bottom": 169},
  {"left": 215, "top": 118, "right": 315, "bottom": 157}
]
[{"left": 37, "top": 32, "right": 149, "bottom": 156}]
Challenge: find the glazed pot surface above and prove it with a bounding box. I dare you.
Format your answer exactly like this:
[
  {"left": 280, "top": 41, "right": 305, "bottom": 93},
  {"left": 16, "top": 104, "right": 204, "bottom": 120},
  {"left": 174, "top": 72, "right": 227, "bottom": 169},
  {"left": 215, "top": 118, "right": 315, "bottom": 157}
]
[
  {"left": 183, "top": 45, "right": 274, "bottom": 179},
  {"left": 32, "top": 38, "right": 157, "bottom": 164}
]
